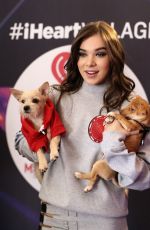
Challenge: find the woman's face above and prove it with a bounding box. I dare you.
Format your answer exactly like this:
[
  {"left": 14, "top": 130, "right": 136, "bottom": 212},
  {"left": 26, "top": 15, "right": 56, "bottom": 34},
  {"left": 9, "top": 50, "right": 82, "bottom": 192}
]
[{"left": 77, "top": 34, "right": 110, "bottom": 85}]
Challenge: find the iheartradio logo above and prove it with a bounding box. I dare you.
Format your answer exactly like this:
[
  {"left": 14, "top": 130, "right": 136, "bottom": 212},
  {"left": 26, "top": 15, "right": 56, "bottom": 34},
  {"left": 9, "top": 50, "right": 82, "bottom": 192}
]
[{"left": 52, "top": 52, "right": 70, "bottom": 83}]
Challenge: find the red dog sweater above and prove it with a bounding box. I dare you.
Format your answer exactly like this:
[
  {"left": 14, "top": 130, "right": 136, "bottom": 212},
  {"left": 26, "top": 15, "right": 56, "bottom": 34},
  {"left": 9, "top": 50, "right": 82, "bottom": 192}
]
[{"left": 21, "top": 99, "right": 66, "bottom": 152}]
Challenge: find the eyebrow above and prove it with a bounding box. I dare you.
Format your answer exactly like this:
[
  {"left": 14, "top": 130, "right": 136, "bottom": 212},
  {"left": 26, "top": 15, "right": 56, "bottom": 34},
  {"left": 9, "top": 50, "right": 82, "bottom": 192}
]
[{"left": 79, "top": 47, "right": 107, "bottom": 52}]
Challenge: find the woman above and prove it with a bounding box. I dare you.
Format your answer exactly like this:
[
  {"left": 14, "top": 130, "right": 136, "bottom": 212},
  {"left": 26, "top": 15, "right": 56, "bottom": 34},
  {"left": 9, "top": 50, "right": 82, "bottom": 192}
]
[{"left": 15, "top": 21, "right": 150, "bottom": 230}]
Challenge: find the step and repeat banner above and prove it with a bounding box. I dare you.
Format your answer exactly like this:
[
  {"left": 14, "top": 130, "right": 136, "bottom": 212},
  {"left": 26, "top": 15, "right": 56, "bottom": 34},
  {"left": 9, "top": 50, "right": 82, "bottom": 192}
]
[{"left": 0, "top": 0, "right": 150, "bottom": 229}]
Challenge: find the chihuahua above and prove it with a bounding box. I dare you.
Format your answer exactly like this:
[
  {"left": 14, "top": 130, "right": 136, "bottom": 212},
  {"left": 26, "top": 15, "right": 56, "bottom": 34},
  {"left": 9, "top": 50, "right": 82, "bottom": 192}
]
[{"left": 11, "top": 82, "right": 65, "bottom": 178}]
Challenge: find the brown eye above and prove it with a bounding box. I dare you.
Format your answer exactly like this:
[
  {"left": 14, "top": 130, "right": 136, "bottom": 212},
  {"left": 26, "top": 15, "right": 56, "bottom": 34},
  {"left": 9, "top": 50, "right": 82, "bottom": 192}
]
[
  {"left": 32, "top": 98, "right": 39, "bottom": 104},
  {"left": 96, "top": 52, "right": 107, "bottom": 57},
  {"left": 78, "top": 51, "right": 86, "bottom": 57},
  {"left": 21, "top": 99, "right": 25, "bottom": 104},
  {"left": 130, "top": 107, "right": 135, "bottom": 112}
]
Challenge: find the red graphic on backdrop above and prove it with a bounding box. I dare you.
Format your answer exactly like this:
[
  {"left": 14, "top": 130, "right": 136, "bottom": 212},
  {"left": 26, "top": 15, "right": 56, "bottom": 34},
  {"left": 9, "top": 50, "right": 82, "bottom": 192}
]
[{"left": 51, "top": 52, "right": 70, "bottom": 83}]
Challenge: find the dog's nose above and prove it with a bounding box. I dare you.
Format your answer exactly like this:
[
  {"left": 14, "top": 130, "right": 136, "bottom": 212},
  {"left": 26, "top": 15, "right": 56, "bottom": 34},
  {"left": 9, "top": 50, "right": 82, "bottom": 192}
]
[{"left": 24, "top": 105, "right": 30, "bottom": 113}]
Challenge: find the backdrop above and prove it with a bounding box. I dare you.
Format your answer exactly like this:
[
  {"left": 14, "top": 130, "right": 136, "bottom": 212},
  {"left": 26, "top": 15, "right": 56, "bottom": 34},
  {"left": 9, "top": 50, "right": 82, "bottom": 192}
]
[{"left": 0, "top": 0, "right": 150, "bottom": 229}]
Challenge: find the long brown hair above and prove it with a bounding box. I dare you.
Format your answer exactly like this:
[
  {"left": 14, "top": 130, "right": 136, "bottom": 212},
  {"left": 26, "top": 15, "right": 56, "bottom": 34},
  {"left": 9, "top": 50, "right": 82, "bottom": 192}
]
[{"left": 54, "top": 21, "right": 135, "bottom": 112}]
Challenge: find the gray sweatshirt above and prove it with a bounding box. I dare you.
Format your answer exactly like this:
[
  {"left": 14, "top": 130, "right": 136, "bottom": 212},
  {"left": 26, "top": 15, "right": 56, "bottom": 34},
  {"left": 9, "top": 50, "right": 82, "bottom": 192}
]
[{"left": 15, "top": 81, "right": 150, "bottom": 218}]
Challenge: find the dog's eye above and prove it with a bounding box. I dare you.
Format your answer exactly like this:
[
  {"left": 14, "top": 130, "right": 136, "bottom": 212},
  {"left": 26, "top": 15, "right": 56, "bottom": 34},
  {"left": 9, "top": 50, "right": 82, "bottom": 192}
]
[
  {"left": 130, "top": 107, "right": 135, "bottom": 112},
  {"left": 32, "top": 98, "right": 39, "bottom": 103},
  {"left": 142, "top": 111, "right": 147, "bottom": 115},
  {"left": 21, "top": 99, "right": 25, "bottom": 104}
]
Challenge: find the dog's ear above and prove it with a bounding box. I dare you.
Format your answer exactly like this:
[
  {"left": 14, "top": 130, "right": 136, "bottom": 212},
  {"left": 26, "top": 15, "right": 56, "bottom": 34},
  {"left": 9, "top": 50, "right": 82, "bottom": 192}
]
[
  {"left": 10, "top": 88, "right": 23, "bottom": 101},
  {"left": 38, "top": 82, "right": 49, "bottom": 96}
]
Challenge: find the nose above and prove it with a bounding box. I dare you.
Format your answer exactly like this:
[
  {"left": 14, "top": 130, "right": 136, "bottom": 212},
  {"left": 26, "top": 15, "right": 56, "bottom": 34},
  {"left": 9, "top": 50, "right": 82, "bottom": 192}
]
[
  {"left": 86, "top": 55, "right": 96, "bottom": 67},
  {"left": 24, "top": 105, "right": 30, "bottom": 113}
]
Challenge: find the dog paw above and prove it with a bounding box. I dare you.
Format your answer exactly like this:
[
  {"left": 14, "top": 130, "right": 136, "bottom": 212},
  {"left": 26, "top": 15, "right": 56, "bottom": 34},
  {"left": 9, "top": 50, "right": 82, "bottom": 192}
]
[
  {"left": 39, "top": 162, "right": 48, "bottom": 173},
  {"left": 50, "top": 152, "right": 59, "bottom": 161},
  {"left": 104, "top": 112, "right": 116, "bottom": 125},
  {"left": 107, "top": 111, "right": 116, "bottom": 116},
  {"left": 74, "top": 172, "right": 82, "bottom": 179},
  {"left": 84, "top": 185, "right": 93, "bottom": 192}
]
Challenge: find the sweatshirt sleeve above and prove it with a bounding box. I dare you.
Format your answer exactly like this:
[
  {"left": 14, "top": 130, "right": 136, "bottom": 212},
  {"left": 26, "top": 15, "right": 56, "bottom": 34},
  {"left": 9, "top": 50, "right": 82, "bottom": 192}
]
[
  {"left": 100, "top": 131, "right": 150, "bottom": 190},
  {"left": 15, "top": 130, "right": 50, "bottom": 163}
]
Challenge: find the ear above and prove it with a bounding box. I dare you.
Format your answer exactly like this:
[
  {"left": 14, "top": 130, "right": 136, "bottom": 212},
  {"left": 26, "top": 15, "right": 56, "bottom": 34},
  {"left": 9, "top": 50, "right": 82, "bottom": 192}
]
[
  {"left": 38, "top": 82, "right": 50, "bottom": 96},
  {"left": 10, "top": 88, "right": 23, "bottom": 101},
  {"left": 131, "top": 95, "right": 141, "bottom": 101}
]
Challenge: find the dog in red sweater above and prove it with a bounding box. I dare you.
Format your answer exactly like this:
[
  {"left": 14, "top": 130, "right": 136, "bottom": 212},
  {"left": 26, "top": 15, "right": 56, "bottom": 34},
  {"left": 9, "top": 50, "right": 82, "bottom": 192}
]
[{"left": 11, "top": 82, "right": 65, "bottom": 176}]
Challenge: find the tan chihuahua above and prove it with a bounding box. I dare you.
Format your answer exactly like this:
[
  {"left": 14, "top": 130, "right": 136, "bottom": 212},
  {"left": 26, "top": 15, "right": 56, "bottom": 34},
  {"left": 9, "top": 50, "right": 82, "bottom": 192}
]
[
  {"left": 75, "top": 96, "right": 150, "bottom": 192},
  {"left": 11, "top": 82, "right": 65, "bottom": 177}
]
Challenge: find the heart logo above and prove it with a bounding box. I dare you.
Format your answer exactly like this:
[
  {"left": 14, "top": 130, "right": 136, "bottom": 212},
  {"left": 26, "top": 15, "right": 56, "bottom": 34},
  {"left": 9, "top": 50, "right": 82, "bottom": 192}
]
[{"left": 51, "top": 52, "right": 70, "bottom": 83}]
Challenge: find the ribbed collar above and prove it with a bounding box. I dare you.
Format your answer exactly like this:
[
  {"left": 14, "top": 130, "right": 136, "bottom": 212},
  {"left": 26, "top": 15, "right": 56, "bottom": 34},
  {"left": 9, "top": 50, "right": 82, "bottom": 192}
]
[{"left": 80, "top": 80, "right": 110, "bottom": 95}]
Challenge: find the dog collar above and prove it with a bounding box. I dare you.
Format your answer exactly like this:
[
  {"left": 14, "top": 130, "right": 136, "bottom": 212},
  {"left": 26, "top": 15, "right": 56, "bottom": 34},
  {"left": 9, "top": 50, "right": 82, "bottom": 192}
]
[
  {"left": 126, "top": 118, "right": 150, "bottom": 145},
  {"left": 39, "top": 124, "right": 47, "bottom": 135}
]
